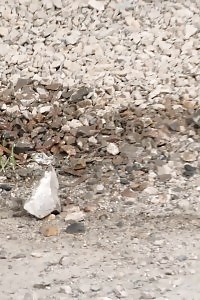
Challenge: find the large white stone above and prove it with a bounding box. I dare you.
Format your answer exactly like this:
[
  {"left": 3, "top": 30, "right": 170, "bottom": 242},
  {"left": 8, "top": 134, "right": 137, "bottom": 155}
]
[
  {"left": 88, "top": 0, "right": 105, "bottom": 11},
  {"left": 24, "top": 167, "right": 61, "bottom": 219}
]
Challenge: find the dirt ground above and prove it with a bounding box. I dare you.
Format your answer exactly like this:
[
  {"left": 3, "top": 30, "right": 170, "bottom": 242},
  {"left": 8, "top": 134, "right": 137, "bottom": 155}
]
[{"left": 1, "top": 203, "right": 200, "bottom": 300}]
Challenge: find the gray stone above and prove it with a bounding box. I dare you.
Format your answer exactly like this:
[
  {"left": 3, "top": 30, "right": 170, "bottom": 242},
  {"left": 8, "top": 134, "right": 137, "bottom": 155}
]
[{"left": 66, "top": 222, "right": 86, "bottom": 234}]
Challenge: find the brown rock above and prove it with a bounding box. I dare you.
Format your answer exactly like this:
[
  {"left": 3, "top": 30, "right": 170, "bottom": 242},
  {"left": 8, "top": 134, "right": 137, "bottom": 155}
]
[
  {"left": 121, "top": 188, "right": 136, "bottom": 198},
  {"left": 45, "top": 83, "right": 61, "bottom": 91},
  {"left": 70, "top": 86, "right": 91, "bottom": 103},
  {"left": 83, "top": 203, "right": 98, "bottom": 213},
  {"left": 158, "top": 174, "right": 172, "bottom": 182},
  {"left": 130, "top": 181, "right": 147, "bottom": 191},
  {"left": 15, "top": 78, "right": 32, "bottom": 91},
  {"left": 181, "top": 151, "right": 198, "bottom": 162},
  {"left": 61, "top": 145, "right": 76, "bottom": 156},
  {"left": 40, "top": 225, "right": 60, "bottom": 237},
  {"left": 71, "top": 158, "right": 87, "bottom": 170}
]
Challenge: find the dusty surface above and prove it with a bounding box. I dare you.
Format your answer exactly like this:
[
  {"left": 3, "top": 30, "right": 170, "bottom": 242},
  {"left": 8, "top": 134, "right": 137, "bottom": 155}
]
[{"left": 1, "top": 0, "right": 200, "bottom": 299}]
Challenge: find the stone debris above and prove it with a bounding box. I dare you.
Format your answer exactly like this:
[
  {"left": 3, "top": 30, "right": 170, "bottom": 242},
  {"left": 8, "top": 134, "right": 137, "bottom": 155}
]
[
  {"left": 40, "top": 225, "right": 60, "bottom": 237},
  {"left": 0, "top": 248, "right": 7, "bottom": 259},
  {"left": 192, "top": 109, "right": 200, "bottom": 126},
  {"left": 65, "top": 222, "right": 86, "bottom": 234},
  {"left": 181, "top": 151, "right": 198, "bottom": 162},
  {"left": 183, "top": 164, "right": 196, "bottom": 177},
  {"left": 59, "top": 285, "right": 72, "bottom": 294},
  {"left": 24, "top": 167, "right": 60, "bottom": 219},
  {"left": 106, "top": 143, "right": 120, "bottom": 156},
  {"left": 140, "top": 290, "right": 156, "bottom": 299},
  {"left": 63, "top": 206, "right": 85, "bottom": 222},
  {"left": 88, "top": 0, "right": 105, "bottom": 11}
]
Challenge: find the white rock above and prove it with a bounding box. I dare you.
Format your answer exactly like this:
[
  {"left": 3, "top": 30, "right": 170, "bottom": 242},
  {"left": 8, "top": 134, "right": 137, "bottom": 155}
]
[
  {"left": 61, "top": 124, "right": 70, "bottom": 132},
  {"left": 52, "top": 0, "right": 62, "bottom": 9},
  {"left": 5, "top": 105, "right": 19, "bottom": 114},
  {"left": 36, "top": 87, "right": 49, "bottom": 97},
  {"left": 178, "top": 199, "right": 190, "bottom": 210},
  {"left": 29, "top": 2, "right": 40, "bottom": 13},
  {"left": 140, "top": 290, "right": 156, "bottom": 299},
  {"left": 0, "top": 27, "right": 8, "bottom": 36},
  {"left": 60, "top": 285, "right": 72, "bottom": 294},
  {"left": 125, "top": 16, "right": 140, "bottom": 30},
  {"left": 0, "top": 43, "right": 10, "bottom": 56},
  {"left": 42, "top": 0, "right": 53, "bottom": 9},
  {"left": 88, "top": 0, "right": 105, "bottom": 11},
  {"left": 43, "top": 25, "right": 56, "bottom": 37},
  {"left": 157, "top": 164, "right": 172, "bottom": 176},
  {"left": 107, "top": 143, "right": 120, "bottom": 156},
  {"left": 88, "top": 136, "right": 98, "bottom": 144},
  {"left": 31, "top": 153, "right": 54, "bottom": 165},
  {"left": 38, "top": 105, "right": 52, "bottom": 114},
  {"left": 185, "top": 24, "right": 198, "bottom": 39},
  {"left": 31, "top": 252, "right": 43, "bottom": 258},
  {"left": 96, "top": 184, "right": 104, "bottom": 194},
  {"left": 24, "top": 167, "right": 61, "bottom": 219},
  {"left": 113, "top": 285, "right": 127, "bottom": 298},
  {"left": 65, "top": 211, "right": 85, "bottom": 222},
  {"left": 143, "top": 186, "right": 158, "bottom": 195},
  {"left": 67, "top": 119, "right": 82, "bottom": 129},
  {"left": 64, "top": 30, "right": 80, "bottom": 45}
]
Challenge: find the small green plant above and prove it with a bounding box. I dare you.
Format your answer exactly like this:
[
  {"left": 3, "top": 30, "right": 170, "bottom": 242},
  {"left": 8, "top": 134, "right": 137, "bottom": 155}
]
[
  {"left": 10, "top": 144, "right": 16, "bottom": 170},
  {"left": 0, "top": 143, "right": 16, "bottom": 173}
]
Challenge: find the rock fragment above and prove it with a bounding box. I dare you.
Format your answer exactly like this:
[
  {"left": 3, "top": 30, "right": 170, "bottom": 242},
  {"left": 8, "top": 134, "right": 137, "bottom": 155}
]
[
  {"left": 40, "top": 225, "right": 60, "bottom": 237},
  {"left": 107, "top": 143, "right": 119, "bottom": 156},
  {"left": 88, "top": 0, "right": 105, "bottom": 11},
  {"left": 140, "top": 290, "right": 156, "bottom": 299},
  {"left": 64, "top": 30, "right": 80, "bottom": 45},
  {"left": 185, "top": 24, "right": 198, "bottom": 39},
  {"left": 66, "top": 222, "right": 86, "bottom": 234},
  {"left": 113, "top": 285, "right": 127, "bottom": 298},
  {"left": 52, "top": 0, "right": 62, "bottom": 9},
  {"left": 60, "top": 285, "right": 72, "bottom": 294},
  {"left": 24, "top": 167, "right": 61, "bottom": 219},
  {"left": 183, "top": 164, "right": 196, "bottom": 177},
  {"left": 192, "top": 109, "right": 200, "bottom": 126},
  {"left": 181, "top": 151, "right": 198, "bottom": 162},
  {"left": 63, "top": 206, "right": 85, "bottom": 222}
]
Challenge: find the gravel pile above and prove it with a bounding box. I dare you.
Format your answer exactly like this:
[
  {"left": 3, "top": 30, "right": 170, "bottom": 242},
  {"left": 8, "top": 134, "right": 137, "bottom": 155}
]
[{"left": 0, "top": 0, "right": 200, "bottom": 108}]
